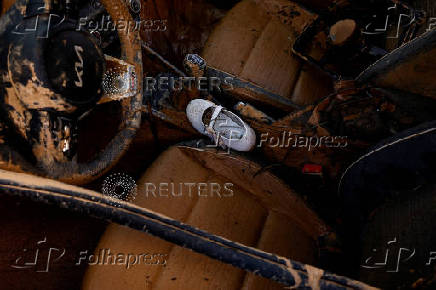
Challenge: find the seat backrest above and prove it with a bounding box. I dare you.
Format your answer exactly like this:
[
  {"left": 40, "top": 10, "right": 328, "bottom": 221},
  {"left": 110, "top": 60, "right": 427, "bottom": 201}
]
[
  {"left": 202, "top": 0, "right": 333, "bottom": 107},
  {"left": 357, "top": 29, "right": 436, "bottom": 99}
]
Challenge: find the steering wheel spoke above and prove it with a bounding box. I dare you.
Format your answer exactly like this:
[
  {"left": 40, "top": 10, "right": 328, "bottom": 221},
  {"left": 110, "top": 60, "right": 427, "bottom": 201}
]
[
  {"left": 33, "top": 112, "right": 79, "bottom": 168},
  {"left": 99, "top": 55, "right": 138, "bottom": 104}
]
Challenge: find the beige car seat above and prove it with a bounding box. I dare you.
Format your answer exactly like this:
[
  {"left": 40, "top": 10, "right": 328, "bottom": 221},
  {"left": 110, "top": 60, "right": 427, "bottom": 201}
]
[
  {"left": 202, "top": 0, "right": 333, "bottom": 107},
  {"left": 82, "top": 146, "right": 328, "bottom": 289}
]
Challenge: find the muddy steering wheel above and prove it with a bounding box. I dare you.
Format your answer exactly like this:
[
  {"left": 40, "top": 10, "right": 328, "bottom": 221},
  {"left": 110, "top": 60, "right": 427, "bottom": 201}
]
[{"left": 0, "top": 0, "right": 143, "bottom": 185}]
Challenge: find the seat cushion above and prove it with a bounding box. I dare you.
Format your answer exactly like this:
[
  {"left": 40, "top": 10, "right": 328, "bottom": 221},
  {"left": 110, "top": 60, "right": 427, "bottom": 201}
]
[{"left": 82, "top": 146, "right": 327, "bottom": 290}]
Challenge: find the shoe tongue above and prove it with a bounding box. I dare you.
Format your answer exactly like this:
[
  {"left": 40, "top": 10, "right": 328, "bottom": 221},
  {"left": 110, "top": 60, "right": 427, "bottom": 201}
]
[{"left": 212, "top": 110, "right": 245, "bottom": 140}]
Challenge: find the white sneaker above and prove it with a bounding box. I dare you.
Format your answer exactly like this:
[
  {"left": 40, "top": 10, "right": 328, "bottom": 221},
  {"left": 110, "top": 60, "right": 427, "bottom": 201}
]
[{"left": 186, "top": 99, "right": 256, "bottom": 151}]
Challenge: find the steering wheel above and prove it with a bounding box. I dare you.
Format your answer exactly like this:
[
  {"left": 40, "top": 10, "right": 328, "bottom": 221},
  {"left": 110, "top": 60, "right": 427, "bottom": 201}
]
[{"left": 0, "top": 0, "right": 143, "bottom": 185}]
